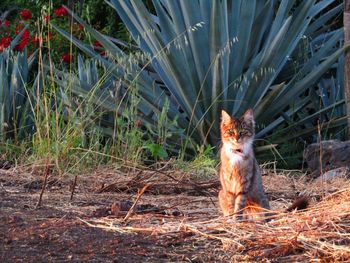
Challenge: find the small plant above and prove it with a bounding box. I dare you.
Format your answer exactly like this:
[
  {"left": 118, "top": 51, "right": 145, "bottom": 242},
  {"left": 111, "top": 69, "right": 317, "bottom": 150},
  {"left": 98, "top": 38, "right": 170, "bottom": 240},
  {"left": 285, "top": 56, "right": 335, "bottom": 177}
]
[
  {"left": 174, "top": 145, "right": 217, "bottom": 179},
  {"left": 145, "top": 98, "right": 184, "bottom": 160},
  {"left": 144, "top": 143, "right": 168, "bottom": 160}
]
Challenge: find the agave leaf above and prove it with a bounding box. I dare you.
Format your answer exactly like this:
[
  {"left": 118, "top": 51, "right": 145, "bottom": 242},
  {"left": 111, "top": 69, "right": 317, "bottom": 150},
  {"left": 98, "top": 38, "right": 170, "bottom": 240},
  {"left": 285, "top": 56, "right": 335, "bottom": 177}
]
[
  {"left": 256, "top": 96, "right": 310, "bottom": 139},
  {"left": 9, "top": 26, "right": 29, "bottom": 50},
  {"left": 63, "top": 6, "right": 126, "bottom": 58},
  {"left": 229, "top": 0, "right": 256, "bottom": 83},
  {"left": 52, "top": 24, "right": 184, "bottom": 123},
  {"left": 60, "top": 0, "right": 347, "bottom": 159},
  {"left": 246, "top": 0, "right": 273, "bottom": 62},
  {"left": 306, "top": 4, "right": 343, "bottom": 36},
  {"left": 273, "top": 116, "right": 347, "bottom": 143},
  {"left": 263, "top": 44, "right": 350, "bottom": 121},
  {"left": 0, "top": 48, "right": 37, "bottom": 141},
  {"left": 254, "top": 83, "right": 285, "bottom": 119},
  {"left": 310, "top": 0, "right": 336, "bottom": 17},
  {"left": 266, "top": 99, "right": 345, "bottom": 139},
  {"left": 109, "top": 1, "right": 206, "bottom": 126}
]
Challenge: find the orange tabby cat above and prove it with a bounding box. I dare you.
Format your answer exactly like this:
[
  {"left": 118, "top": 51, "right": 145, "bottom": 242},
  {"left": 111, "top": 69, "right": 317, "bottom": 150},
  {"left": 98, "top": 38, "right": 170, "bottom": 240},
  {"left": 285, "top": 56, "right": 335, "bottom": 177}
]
[
  {"left": 218, "top": 109, "right": 308, "bottom": 220},
  {"left": 219, "top": 109, "right": 270, "bottom": 220}
]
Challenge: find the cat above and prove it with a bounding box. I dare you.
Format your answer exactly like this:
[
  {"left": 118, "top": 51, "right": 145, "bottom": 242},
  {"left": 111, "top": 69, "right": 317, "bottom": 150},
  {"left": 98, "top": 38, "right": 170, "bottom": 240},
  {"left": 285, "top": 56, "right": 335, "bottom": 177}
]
[{"left": 218, "top": 109, "right": 307, "bottom": 220}]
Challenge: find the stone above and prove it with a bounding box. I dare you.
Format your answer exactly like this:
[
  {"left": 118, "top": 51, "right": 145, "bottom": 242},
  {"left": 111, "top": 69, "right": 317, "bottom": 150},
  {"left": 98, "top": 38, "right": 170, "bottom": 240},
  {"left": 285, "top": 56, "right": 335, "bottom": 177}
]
[
  {"left": 315, "top": 167, "right": 350, "bottom": 182},
  {"left": 304, "top": 140, "right": 350, "bottom": 176}
]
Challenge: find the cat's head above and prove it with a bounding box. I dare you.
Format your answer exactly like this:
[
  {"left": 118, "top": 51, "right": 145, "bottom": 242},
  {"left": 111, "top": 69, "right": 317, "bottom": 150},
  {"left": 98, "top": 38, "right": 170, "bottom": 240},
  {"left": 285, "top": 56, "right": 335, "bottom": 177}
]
[{"left": 220, "top": 109, "right": 255, "bottom": 155}]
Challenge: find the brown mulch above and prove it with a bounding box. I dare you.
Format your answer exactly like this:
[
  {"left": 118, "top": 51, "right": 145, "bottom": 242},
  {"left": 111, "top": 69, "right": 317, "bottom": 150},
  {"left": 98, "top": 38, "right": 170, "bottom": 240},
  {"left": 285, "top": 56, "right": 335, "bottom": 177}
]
[{"left": 1, "top": 167, "right": 350, "bottom": 262}]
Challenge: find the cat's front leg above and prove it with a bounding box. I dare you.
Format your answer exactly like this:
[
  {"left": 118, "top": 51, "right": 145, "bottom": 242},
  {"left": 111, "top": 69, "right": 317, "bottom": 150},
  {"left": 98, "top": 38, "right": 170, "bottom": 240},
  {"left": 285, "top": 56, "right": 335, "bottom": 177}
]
[
  {"left": 234, "top": 192, "right": 248, "bottom": 220},
  {"left": 219, "top": 190, "right": 235, "bottom": 216}
]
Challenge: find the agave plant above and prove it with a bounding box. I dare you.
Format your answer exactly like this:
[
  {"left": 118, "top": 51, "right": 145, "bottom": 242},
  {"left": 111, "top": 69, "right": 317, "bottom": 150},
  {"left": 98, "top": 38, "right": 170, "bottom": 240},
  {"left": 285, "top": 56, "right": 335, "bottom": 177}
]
[
  {"left": 52, "top": 54, "right": 128, "bottom": 139},
  {"left": 55, "top": 0, "right": 349, "bottom": 160},
  {"left": 0, "top": 29, "right": 38, "bottom": 142}
]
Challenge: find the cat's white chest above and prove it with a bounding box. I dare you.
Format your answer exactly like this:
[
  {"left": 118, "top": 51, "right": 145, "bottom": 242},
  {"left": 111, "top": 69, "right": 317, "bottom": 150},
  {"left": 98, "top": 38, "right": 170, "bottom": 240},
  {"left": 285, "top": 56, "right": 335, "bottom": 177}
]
[{"left": 223, "top": 144, "right": 244, "bottom": 166}]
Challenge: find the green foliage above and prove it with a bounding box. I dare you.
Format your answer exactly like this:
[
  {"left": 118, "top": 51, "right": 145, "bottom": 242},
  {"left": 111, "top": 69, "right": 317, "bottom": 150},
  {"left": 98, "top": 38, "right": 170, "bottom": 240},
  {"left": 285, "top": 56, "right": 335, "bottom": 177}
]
[
  {"left": 0, "top": 45, "right": 37, "bottom": 142},
  {"left": 175, "top": 145, "right": 217, "bottom": 179},
  {"left": 50, "top": 54, "right": 171, "bottom": 165},
  {"left": 144, "top": 143, "right": 168, "bottom": 160},
  {"left": 2, "top": 0, "right": 348, "bottom": 171},
  {"left": 50, "top": 0, "right": 350, "bottom": 165},
  {"left": 29, "top": 67, "right": 119, "bottom": 172},
  {"left": 0, "top": 0, "right": 81, "bottom": 63},
  {"left": 80, "top": 0, "right": 122, "bottom": 38},
  {"left": 111, "top": 93, "right": 146, "bottom": 164},
  {"left": 0, "top": 139, "right": 28, "bottom": 163},
  {"left": 107, "top": 0, "right": 349, "bottom": 161}
]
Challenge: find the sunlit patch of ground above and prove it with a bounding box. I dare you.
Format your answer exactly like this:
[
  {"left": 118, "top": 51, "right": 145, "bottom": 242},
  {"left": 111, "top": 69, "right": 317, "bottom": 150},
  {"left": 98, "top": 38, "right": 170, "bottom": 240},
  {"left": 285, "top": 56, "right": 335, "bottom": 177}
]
[{"left": 1, "top": 167, "right": 349, "bottom": 262}]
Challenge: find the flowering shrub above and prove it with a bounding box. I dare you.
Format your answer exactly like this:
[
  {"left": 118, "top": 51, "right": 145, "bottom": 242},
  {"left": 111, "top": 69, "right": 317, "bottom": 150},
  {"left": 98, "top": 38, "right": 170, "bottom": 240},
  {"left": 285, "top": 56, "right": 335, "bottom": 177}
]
[
  {"left": 19, "top": 9, "right": 32, "bottom": 21},
  {"left": 0, "top": 4, "right": 79, "bottom": 64},
  {"left": 1, "top": 8, "right": 35, "bottom": 53},
  {"left": 0, "top": 1, "right": 114, "bottom": 66}
]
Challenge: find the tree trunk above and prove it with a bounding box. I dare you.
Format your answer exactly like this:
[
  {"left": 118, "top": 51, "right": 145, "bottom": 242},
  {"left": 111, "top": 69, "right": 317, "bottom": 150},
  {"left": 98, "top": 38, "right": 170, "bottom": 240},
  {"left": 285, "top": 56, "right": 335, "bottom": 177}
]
[{"left": 344, "top": 0, "right": 350, "bottom": 139}]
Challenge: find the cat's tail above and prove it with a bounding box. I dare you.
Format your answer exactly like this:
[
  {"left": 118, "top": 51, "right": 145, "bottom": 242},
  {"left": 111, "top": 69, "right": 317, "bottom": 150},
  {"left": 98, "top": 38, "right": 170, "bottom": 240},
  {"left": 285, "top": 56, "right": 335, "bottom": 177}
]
[{"left": 285, "top": 196, "right": 309, "bottom": 212}]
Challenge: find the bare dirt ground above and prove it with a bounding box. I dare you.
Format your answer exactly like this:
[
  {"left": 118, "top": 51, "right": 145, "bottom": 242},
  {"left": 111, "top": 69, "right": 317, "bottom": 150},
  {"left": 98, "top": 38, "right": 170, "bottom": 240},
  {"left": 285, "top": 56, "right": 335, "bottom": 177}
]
[{"left": 1, "top": 167, "right": 350, "bottom": 262}]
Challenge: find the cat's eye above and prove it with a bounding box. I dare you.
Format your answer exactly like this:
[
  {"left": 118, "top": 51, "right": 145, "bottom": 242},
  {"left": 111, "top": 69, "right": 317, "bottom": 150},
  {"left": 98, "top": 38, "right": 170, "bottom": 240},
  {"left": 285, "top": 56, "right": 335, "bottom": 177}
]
[
  {"left": 228, "top": 129, "right": 235, "bottom": 135},
  {"left": 241, "top": 123, "right": 249, "bottom": 130}
]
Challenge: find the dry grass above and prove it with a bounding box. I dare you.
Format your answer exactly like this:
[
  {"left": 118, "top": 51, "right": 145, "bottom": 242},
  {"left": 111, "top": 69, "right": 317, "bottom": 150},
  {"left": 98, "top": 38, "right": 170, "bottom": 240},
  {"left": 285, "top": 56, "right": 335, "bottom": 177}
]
[
  {"left": 2, "top": 165, "right": 350, "bottom": 261},
  {"left": 77, "top": 169, "right": 350, "bottom": 262}
]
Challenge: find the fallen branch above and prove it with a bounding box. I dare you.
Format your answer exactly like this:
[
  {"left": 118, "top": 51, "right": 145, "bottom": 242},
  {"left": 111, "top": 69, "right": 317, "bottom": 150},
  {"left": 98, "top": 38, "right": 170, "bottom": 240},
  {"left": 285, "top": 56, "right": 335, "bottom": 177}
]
[{"left": 123, "top": 184, "right": 150, "bottom": 221}]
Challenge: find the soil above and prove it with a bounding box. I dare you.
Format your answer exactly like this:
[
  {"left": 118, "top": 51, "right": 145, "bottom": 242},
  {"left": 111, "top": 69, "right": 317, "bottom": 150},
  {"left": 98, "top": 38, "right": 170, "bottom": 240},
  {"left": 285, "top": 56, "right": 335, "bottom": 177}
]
[
  {"left": 0, "top": 167, "right": 347, "bottom": 262},
  {"left": 0, "top": 168, "right": 223, "bottom": 262}
]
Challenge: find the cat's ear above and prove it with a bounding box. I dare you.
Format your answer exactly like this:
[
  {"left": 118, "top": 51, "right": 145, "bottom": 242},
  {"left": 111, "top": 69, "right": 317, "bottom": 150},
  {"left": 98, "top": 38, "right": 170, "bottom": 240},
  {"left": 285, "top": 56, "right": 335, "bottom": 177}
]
[
  {"left": 243, "top": 108, "right": 254, "bottom": 125},
  {"left": 221, "top": 110, "right": 231, "bottom": 125}
]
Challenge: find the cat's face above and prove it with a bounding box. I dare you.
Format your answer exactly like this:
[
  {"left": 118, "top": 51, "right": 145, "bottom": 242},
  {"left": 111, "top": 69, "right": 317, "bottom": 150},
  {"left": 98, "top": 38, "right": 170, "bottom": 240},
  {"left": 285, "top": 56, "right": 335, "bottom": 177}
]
[{"left": 221, "top": 109, "right": 255, "bottom": 155}]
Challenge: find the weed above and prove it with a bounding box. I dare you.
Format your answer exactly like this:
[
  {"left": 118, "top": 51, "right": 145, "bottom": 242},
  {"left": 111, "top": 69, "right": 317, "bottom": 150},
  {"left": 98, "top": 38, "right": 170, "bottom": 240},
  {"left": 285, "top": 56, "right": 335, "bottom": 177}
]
[{"left": 175, "top": 145, "right": 218, "bottom": 179}]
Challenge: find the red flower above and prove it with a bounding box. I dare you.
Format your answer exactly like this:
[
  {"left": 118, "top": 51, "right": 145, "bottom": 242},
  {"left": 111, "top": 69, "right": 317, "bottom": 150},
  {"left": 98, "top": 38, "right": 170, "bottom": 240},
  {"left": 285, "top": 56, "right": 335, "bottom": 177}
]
[
  {"left": 20, "top": 9, "right": 32, "bottom": 20},
  {"left": 44, "top": 16, "right": 50, "bottom": 22},
  {"left": 21, "top": 30, "right": 30, "bottom": 40},
  {"left": 53, "top": 9, "right": 61, "bottom": 17},
  {"left": 12, "top": 30, "right": 31, "bottom": 51},
  {"left": 61, "top": 7, "right": 69, "bottom": 16},
  {"left": 2, "top": 20, "right": 10, "bottom": 27},
  {"left": 0, "top": 36, "right": 12, "bottom": 50},
  {"left": 54, "top": 6, "right": 69, "bottom": 17},
  {"left": 14, "top": 38, "right": 29, "bottom": 52},
  {"left": 61, "top": 53, "right": 73, "bottom": 63},
  {"left": 94, "top": 41, "right": 102, "bottom": 47}
]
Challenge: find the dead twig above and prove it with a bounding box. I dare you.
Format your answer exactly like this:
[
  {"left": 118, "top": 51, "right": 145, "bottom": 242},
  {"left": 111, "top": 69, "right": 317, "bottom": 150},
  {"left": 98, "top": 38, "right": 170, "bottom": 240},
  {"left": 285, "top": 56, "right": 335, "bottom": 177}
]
[
  {"left": 70, "top": 174, "right": 78, "bottom": 201},
  {"left": 123, "top": 184, "right": 150, "bottom": 221},
  {"left": 35, "top": 158, "right": 51, "bottom": 208}
]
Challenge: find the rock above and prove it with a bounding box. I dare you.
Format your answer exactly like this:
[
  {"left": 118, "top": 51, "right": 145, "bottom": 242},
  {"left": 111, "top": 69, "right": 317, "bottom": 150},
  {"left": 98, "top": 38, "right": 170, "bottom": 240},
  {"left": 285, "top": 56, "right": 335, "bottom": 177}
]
[
  {"left": 304, "top": 140, "right": 350, "bottom": 176},
  {"left": 315, "top": 167, "right": 350, "bottom": 182}
]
